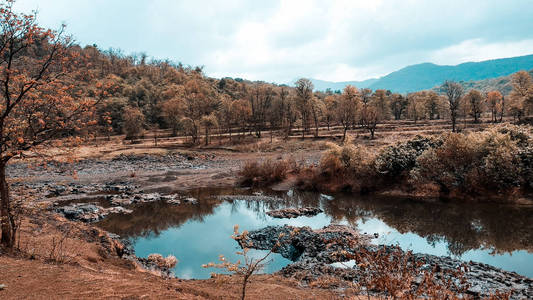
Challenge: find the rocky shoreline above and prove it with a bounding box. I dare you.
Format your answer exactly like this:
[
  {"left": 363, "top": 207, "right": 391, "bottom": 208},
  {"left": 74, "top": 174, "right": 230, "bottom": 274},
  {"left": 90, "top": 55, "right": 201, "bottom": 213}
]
[
  {"left": 243, "top": 225, "right": 532, "bottom": 299},
  {"left": 266, "top": 207, "right": 323, "bottom": 219}
]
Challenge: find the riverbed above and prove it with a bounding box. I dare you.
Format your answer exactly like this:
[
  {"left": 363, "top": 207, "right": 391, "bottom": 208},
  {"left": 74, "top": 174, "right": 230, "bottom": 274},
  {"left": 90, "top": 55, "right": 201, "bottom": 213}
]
[{"left": 95, "top": 187, "right": 533, "bottom": 279}]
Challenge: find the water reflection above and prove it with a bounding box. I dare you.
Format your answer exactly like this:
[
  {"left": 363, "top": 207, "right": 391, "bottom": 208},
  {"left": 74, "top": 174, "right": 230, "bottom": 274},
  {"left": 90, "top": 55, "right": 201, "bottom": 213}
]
[{"left": 96, "top": 188, "right": 533, "bottom": 278}]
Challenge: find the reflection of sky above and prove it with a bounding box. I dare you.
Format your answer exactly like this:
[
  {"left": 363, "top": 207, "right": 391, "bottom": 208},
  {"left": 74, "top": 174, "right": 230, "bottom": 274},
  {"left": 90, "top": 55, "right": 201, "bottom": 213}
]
[
  {"left": 130, "top": 198, "right": 533, "bottom": 279},
  {"left": 132, "top": 200, "right": 333, "bottom": 279},
  {"left": 357, "top": 218, "right": 533, "bottom": 278}
]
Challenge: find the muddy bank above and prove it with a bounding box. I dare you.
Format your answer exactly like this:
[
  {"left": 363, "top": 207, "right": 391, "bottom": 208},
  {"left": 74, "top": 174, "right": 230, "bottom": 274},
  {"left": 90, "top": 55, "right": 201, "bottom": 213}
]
[{"left": 243, "top": 225, "right": 532, "bottom": 299}]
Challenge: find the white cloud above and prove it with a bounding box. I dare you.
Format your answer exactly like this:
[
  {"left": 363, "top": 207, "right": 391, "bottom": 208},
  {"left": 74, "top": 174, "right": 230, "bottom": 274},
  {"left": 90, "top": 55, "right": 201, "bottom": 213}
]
[
  {"left": 429, "top": 39, "right": 533, "bottom": 65},
  {"left": 12, "top": 0, "right": 533, "bottom": 83}
]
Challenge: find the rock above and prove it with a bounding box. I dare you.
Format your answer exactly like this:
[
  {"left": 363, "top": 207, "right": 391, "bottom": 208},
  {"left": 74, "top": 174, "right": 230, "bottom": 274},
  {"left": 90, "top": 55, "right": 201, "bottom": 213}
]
[
  {"left": 55, "top": 203, "right": 132, "bottom": 223},
  {"left": 242, "top": 225, "right": 533, "bottom": 300},
  {"left": 319, "top": 194, "right": 334, "bottom": 201},
  {"left": 0, "top": 284, "right": 5, "bottom": 290},
  {"left": 183, "top": 197, "right": 198, "bottom": 204},
  {"left": 217, "top": 195, "right": 284, "bottom": 202},
  {"left": 107, "top": 207, "right": 133, "bottom": 214},
  {"left": 266, "top": 207, "right": 323, "bottom": 219}
]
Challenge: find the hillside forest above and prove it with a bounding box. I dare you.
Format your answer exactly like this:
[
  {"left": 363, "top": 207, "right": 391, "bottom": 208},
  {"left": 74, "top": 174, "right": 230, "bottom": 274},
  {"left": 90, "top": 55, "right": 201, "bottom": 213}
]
[{"left": 55, "top": 45, "right": 533, "bottom": 145}]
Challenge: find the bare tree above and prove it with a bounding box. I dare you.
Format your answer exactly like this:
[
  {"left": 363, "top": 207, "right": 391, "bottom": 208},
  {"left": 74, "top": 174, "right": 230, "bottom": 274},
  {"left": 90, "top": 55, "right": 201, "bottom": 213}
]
[
  {"left": 295, "top": 78, "right": 314, "bottom": 139},
  {"left": 441, "top": 81, "right": 463, "bottom": 132}
]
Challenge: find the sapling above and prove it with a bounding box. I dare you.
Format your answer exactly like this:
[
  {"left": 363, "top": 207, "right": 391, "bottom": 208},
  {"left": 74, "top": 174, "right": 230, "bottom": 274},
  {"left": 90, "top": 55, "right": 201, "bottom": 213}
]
[{"left": 203, "top": 225, "right": 284, "bottom": 300}]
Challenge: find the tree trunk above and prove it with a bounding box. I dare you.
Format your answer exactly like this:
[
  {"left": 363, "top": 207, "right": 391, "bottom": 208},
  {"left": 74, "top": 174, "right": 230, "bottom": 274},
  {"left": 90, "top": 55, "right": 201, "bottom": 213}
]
[
  {"left": 0, "top": 163, "right": 13, "bottom": 248},
  {"left": 451, "top": 114, "right": 456, "bottom": 132},
  {"left": 342, "top": 126, "right": 347, "bottom": 142}
]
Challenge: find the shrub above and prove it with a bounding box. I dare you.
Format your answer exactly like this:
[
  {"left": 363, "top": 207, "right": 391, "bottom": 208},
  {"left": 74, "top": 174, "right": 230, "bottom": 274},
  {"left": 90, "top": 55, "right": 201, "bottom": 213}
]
[
  {"left": 375, "top": 135, "right": 441, "bottom": 178},
  {"left": 147, "top": 253, "right": 178, "bottom": 269},
  {"left": 297, "top": 141, "right": 377, "bottom": 193},
  {"left": 411, "top": 130, "right": 523, "bottom": 197},
  {"left": 123, "top": 106, "right": 145, "bottom": 140},
  {"left": 238, "top": 159, "right": 290, "bottom": 187}
]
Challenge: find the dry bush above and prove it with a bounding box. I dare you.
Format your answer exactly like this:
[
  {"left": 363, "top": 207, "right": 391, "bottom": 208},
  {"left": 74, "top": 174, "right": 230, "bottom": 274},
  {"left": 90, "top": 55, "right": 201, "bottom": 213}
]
[
  {"left": 300, "top": 125, "right": 533, "bottom": 199},
  {"left": 411, "top": 127, "right": 530, "bottom": 197},
  {"left": 329, "top": 243, "right": 474, "bottom": 299},
  {"left": 203, "top": 225, "right": 285, "bottom": 300},
  {"left": 147, "top": 253, "right": 178, "bottom": 269},
  {"left": 238, "top": 159, "right": 291, "bottom": 187},
  {"left": 296, "top": 140, "right": 378, "bottom": 193}
]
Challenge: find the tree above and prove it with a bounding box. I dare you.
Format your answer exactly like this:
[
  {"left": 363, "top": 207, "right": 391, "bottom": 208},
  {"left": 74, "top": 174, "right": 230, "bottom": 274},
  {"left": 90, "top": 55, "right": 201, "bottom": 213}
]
[
  {"left": 231, "top": 99, "right": 251, "bottom": 140},
  {"left": 162, "top": 97, "right": 183, "bottom": 136},
  {"left": 407, "top": 92, "right": 426, "bottom": 123},
  {"left": 324, "top": 94, "right": 338, "bottom": 130},
  {"left": 390, "top": 93, "right": 407, "bottom": 120},
  {"left": 123, "top": 106, "right": 145, "bottom": 139},
  {"left": 337, "top": 85, "right": 359, "bottom": 141},
  {"left": 486, "top": 91, "right": 503, "bottom": 123},
  {"left": 360, "top": 104, "right": 379, "bottom": 139},
  {"left": 510, "top": 71, "right": 533, "bottom": 117},
  {"left": 371, "top": 89, "right": 390, "bottom": 120},
  {"left": 441, "top": 81, "right": 463, "bottom": 132},
  {"left": 464, "top": 89, "right": 484, "bottom": 123},
  {"left": 248, "top": 84, "right": 272, "bottom": 138},
  {"left": 424, "top": 91, "right": 444, "bottom": 120},
  {"left": 0, "top": 2, "right": 96, "bottom": 248},
  {"left": 200, "top": 113, "right": 218, "bottom": 145},
  {"left": 295, "top": 78, "right": 313, "bottom": 139},
  {"left": 309, "top": 96, "right": 324, "bottom": 138},
  {"left": 217, "top": 95, "right": 233, "bottom": 141}
]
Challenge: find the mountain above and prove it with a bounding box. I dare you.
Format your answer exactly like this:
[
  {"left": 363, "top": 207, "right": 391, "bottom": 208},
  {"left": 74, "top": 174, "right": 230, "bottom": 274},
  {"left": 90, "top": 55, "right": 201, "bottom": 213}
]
[
  {"left": 309, "top": 54, "right": 533, "bottom": 93},
  {"left": 431, "top": 69, "right": 533, "bottom": 96},
  {"left": 309, "top": 78, "right": 378, "bottom": 92}
]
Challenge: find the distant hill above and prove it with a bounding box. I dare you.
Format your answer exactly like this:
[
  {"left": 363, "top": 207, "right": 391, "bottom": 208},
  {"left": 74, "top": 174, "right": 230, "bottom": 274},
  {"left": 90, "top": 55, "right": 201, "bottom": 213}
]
[
  {"left": 308, "top": 54, "right": 533, "bottom": 93},
  {"left": 431, "top": 69, "right": 533, "bottom": 96},
  {"left": 308, "top": 78, "right": 378, "bottom": 92}
]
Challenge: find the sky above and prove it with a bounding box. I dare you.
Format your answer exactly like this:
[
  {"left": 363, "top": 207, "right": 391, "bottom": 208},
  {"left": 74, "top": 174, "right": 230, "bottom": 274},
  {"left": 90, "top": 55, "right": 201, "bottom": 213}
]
[{"left": 13, "top": 0, "right": 533, "bottom": 84}]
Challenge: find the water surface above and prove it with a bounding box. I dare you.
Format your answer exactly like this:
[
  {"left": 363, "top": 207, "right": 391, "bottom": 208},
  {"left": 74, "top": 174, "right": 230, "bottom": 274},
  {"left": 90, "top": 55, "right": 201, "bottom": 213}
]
[{"left": 97, "top": 188, "right": 533, "bottom": 279}]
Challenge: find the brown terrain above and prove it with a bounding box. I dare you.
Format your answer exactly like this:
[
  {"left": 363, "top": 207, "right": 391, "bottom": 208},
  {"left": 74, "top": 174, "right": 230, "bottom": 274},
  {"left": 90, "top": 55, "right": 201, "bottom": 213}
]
[{"left": 0, "top": 119, "right": 523, "bottom": 299}]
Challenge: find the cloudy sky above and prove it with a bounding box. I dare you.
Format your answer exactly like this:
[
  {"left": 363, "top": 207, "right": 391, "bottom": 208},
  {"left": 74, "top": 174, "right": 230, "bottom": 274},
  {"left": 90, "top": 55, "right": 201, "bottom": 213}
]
[{"left": 13, "top": 0, "right": 533, "bottom": 83}]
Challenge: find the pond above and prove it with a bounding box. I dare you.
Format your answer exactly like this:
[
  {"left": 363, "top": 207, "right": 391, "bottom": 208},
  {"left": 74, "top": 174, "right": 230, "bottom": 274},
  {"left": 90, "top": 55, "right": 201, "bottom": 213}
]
[{"left": 96, "top": 187, "right": 533, "bottom": 279}]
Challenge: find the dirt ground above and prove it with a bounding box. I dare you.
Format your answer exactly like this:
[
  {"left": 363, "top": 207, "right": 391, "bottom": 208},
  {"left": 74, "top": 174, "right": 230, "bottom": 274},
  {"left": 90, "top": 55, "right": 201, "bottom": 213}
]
[
  {"left": 0, "top": 119, "right": 507, "bottom": 299},
  {"left": 0, "top": 211, "right": 344, "bottom": 300}
]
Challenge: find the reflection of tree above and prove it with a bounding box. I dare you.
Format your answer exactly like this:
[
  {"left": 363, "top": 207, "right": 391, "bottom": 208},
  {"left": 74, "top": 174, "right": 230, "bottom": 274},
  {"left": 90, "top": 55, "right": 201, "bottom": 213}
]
[
  {"left": 321, "top": 194, "right": 533, "bottom": 256},
  {"left": 97, "top": 199, "right": 221, "bottom": 238},
  {"left": 98, "top": 187, "right": 533, "bottom": 257}
]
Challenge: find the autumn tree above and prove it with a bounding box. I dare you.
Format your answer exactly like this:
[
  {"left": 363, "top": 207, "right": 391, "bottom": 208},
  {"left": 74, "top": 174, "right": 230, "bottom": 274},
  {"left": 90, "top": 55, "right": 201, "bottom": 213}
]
[
  {"left": 248, "top": 84, "right": 273, "bottom": 138},
  {"left": 464, "top": 89, "right": 484, "bottom": 123},
  {"left": 0, "top": 2, "right": 96, "bottom": 247},
  {"left": 337, "top": 85, "right": 359, "bottom": 141},
  {"left": 217, "top": 95, "right": 233, "bottom": 141},
  {"left": 407, "top": 92, "right": 426, "bottom": 123},
  {"left": 295, "top": 78, "right": 313, "bottom": 139},
  {"left": 441, "top": 81, "right": 463, "bottom": 132},
  {"left": 162, "top": 97, "right": 183, "bottom": 136},
  {"left": 360, "top": 90, "right": 380, "bottom": 139},
  {"left": 509, "top": 70, "right": 533, "bottom": 118},
  {"left": 200, "top": 113, "right": 218, "bottom": 145},
  {"left": 424, "top": 91, "right": 444, "bottom": 120},
  {"left": 123, "top": 106, "right": 145, "bottom": 139},
  {"left": 179, "top": 78, "right": 219, "bottom": 143},
  {"left": 371, "top": 89, "right": 390, "bottom": 120},
  {"left": 324, "top": 94, "right": 338, "bottom": 130},
  {"left": 360, "top": 104, "right": 379, "bottom": 139},
  {"left": 390, "top": 93, "right": 407, "bottom": 120},
  {"left": 486, "top": 91, "right": 503, "bottom": 123},
  {"left": 231, "top": 99, "right": 251, "bottom": 140}
]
